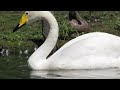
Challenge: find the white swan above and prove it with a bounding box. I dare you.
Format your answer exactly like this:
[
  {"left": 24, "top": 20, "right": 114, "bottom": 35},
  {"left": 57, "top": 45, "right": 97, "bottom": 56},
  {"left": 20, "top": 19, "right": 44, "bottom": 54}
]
[{"left": 13, "top": 11, "right": 120, "bottom": 70}]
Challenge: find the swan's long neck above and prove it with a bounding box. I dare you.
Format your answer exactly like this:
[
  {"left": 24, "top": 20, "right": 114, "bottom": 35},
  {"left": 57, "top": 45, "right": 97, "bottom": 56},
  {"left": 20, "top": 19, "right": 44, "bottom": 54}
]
[{"left": 29, "top": 11, "right": 59, "bottom": 62}]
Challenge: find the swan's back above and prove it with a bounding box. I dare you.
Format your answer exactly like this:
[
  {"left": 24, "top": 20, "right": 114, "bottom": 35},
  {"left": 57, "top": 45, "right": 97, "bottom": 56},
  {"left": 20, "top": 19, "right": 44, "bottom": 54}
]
[{"left": 48, "top": 32, "right": 120, "bottom": 69}]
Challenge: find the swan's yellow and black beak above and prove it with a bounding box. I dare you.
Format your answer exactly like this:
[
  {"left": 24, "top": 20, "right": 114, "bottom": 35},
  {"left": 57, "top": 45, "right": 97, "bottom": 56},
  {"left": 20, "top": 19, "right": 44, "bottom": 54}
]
[{"left": 13, "top": 13, "right": 27, "bottom": 32}]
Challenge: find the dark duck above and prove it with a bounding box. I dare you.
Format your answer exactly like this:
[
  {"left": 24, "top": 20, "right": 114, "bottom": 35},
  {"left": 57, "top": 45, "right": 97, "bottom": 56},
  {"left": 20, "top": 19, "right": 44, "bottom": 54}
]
[{"left": 68, "top": 11, "right": 90, "bottom": 36}]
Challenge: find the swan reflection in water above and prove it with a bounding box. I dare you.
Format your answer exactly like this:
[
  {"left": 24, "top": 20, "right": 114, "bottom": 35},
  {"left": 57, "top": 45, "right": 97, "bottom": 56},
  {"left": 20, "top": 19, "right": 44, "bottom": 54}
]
[{"left": 30, "top": 68, "right": 120, "bottom": 79}]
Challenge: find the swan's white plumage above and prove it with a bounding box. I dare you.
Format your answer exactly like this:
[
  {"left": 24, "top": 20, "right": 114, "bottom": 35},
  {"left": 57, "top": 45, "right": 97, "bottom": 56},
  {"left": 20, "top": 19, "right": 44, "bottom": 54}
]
[
  {"left": 48, "top": 32, "right": 120, "bottom": 69},
  {"left": 17, "top": 11, "right": 120, "bottom": 70}
]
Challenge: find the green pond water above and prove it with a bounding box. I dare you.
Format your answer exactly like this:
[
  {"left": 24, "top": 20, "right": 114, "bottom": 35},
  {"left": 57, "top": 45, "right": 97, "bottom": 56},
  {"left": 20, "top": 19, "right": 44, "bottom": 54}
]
[{"left": 1, "top": 54, "right": 120, "bottom": 79}]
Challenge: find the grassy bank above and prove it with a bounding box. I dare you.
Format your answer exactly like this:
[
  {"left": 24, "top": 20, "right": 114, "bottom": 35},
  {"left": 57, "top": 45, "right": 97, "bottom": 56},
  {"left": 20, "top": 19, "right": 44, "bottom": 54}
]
[{"left": 1, "top": 11, "right": 120, "bottom": 53}]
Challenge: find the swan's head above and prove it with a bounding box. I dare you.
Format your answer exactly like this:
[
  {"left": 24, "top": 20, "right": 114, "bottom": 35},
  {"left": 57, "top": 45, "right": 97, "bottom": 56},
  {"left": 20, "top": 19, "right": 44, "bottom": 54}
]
[{"left": 13, "top": 11, "right": 44, "bottom": 32}]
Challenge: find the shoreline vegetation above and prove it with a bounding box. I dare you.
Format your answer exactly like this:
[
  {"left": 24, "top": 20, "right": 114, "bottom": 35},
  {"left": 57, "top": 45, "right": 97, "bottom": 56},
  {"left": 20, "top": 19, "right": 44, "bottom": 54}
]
[{"left": 1, "top": 11, "right": 120, "bottom": 54}]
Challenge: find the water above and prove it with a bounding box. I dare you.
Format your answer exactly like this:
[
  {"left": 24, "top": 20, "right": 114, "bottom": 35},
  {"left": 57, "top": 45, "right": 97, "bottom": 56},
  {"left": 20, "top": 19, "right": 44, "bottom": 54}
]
[{"left": 1, "top": 54, "right": 120, "bottom": 79}]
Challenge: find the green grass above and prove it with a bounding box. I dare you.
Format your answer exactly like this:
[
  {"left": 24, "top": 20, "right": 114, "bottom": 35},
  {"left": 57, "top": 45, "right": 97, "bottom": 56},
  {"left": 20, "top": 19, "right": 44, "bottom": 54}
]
[{"left": 1, "top": 11, "right": 120, "bottom": 52}]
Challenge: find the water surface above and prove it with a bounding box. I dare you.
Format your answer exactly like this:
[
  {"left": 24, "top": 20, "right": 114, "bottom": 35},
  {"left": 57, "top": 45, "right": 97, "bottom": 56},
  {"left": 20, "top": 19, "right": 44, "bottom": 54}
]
[{"left": 0, "top": 54, "right": 120, "bottom": 79}]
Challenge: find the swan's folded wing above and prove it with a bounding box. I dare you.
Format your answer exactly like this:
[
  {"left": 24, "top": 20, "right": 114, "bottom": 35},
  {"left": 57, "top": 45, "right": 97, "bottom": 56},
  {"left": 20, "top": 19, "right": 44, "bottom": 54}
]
[{"left": 49, "top": 32, "right": 120, "bottom": 62}]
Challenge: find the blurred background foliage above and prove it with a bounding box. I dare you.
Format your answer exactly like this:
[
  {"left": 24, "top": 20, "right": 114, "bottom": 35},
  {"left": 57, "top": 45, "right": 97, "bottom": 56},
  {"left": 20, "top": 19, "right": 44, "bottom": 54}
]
[{"left": 1, "top": 11, "right": 120, "bottom": 52}]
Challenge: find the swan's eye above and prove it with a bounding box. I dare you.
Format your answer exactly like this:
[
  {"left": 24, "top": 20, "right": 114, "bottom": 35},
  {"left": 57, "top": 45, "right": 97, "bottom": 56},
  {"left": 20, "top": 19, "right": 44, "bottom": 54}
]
[{"left": 26, "top": 12, "right": 29, "bottom": 15}]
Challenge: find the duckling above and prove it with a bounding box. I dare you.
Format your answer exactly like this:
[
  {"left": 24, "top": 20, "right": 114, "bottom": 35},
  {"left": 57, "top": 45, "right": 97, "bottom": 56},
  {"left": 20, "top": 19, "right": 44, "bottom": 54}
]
[
  {"left": 24, "top": 49, "right": 28, "bottom": 54},
  {"left": 0, "top": 46, "right": 5, "bottom": 56},
  {"left": 5, "top": 48, "right": 9, "bottom": 56}
]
